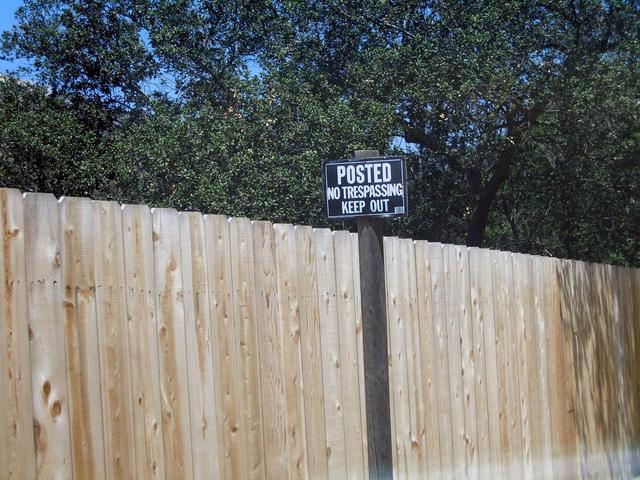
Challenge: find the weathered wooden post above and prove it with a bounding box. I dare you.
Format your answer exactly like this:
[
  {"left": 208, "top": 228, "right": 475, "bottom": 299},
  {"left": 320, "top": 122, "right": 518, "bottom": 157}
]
[
  {"left": 354, "top": 149, "right": 393, "bottom": 479},
  {"left": 324, "top": 149, "right": 407, "bottom": 478}
]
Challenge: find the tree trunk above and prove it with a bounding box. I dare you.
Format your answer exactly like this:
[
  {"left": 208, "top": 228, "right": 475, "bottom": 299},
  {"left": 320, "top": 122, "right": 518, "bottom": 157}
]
[{"left": 466, "top": 146, "right": 514, "bottom": 247}]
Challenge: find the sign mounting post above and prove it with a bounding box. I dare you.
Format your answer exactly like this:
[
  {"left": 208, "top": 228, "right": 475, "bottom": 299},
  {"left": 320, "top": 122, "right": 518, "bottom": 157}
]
[{"left": 325, "top": 150, "right": 403, "bottom": 478}]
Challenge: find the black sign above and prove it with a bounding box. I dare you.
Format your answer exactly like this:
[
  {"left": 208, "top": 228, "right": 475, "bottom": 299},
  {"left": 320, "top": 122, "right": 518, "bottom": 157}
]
[{"left": 324, "top": 157, "right": 407, "bottom": 219}]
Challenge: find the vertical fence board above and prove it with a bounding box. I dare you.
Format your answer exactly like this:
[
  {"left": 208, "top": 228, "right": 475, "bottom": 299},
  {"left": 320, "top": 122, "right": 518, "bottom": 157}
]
[
  {"left": 93, "top": 201, "right": 137, "bottom": 479},
  {"left": 315, "top": 228, "right": 347, "bottom": 478},
  {"left": 606, "top": 264, "right": 626, "bottom": 478},
  {"left": 468, "top": 247, "right": 501, "bottom": 479},
  {"left": 334, "top": 230, "right": 366, "bottom": 479},
  {"left": 491, "top": 249, "right": 524, "bottom": 478},
  {"left": 0, "top": 190, "right": 36, "bottom": 479},
  {"left": 151, "top": 208, "right": 194, "bottom": 479},
  {"left": 296, "top": 226, "right": 328, "bottom": 479},
  {"left": 24, "top": 193, "right": 73, "bottom": 479},
  {"left": 386, "top": 239, "right": 399, "bottom": 480},
  {"left": 205, "top": 215, "right": 243, "bottom": 479},
  {"left": 512, "top": 253, "right": 536, "bottom": 480},
  {"left": 403, "top": 239, "right": 428, "bottom": 478},
  {"left": 456, "top": 245, "right": 480, "bottom": 480},
  {"left": 60, "top": 196, "right": 107, "bottom": 479},
  {"left": 554, "top": 259, "right": 581, "bottom": 477},
  {"left": 351, "top": 232, "right": 369, "bottom": 479},
  {"left": 253, "top": 221, "right": 287, "bottom": 479},
  {"left": 385, "top": 236, "right": 411, "bottom": 479},
  {"left": 180, "top": 212, "right": 221, "bottom": 479},
  {"left": 530, "top": 256, "right": 554, "bottom": 480},
  {"left": 631, "top": 267, "right": 640, "bottom": 476},
  {"left": 228, "top": 217, "right": 264, "bottom": 479},
  {"left": 427, "top": 242, "right": 454, "bottom": 479},
  {"left": 122, "top": 204, "right": 166, "bottom": 479},
  {"left": 443, "top": 244, "right": 469, "bottom": 479},
  {"left": 295, "top": 227, "right": 327, "bottom": 479},
  {"left": 614, "top": 266, "right": 634, "bottom": 477},
  {"left": 415, "top": 241, "right": 442, "bottom": 479},
  {"left": 274, "top": 223, "right": 307, "bottom": 480}
]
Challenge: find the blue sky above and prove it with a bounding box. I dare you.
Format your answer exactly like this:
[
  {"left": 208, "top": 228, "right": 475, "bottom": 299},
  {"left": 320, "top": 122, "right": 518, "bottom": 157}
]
[{"left": 0, "top": 0, "right": 25, "bottom": 73}]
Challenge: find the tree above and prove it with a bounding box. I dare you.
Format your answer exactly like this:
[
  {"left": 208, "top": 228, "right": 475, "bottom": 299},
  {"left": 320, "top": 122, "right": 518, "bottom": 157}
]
[
  {"left": 251, "top": 0, "right": 639, "bottom": 246},
  {"left": 1, "top": 0, "right": 639, "bottom": 265},
  {"left": 0, "top": 76, "right": 116, "bottom": 197},
  {"left": 1, "top": 0, "right": 157, "bottom": 118}
]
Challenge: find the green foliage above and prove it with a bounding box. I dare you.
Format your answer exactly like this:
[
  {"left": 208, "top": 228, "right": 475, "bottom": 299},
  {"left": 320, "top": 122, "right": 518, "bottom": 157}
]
[
  {"left": 0, "top": 0, "right": 638, "bottom": 266},
  {"left": 0, "top": 77, "right": 116, "bottom": 197}
]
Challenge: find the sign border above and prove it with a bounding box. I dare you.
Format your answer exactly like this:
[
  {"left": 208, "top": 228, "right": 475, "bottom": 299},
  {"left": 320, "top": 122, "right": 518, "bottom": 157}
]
[{"left": 323, "top": 156, "right": 408, "bottom": 219}]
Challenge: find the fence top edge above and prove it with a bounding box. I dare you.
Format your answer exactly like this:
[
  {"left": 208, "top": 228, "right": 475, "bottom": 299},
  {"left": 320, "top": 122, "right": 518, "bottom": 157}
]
[{"left": 3, "top": 187, "right": 636, "bottom": 271}]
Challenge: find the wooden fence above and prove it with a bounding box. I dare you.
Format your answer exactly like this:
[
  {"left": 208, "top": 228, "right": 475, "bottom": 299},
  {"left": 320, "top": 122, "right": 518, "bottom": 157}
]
[{"left": 1, "top": 187, "right": 638, "bottom": 479}]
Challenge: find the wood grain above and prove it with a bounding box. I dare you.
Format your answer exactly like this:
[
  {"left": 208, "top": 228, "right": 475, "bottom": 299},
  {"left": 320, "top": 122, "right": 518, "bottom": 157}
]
[
  {"left": 24, "top": 193, "right": 73, "bottom": 479},
  {"left": 490, "top": 250, "right": 523, "bottom": 479},
  {"left": 151, "top": 208, "right": 194, "bottom": 479},
  {"left": 385, "top": 236, "right": 411, "bottom": 479},
  {"left": 415, "top": 241, "right": 442, "bottom": 479},
  {"left": 315, "top": 228, "right": 347, "bottom": 478},
  {"left": 122, "top": 204, "right": 166, "bottom": 479},
  {"left": 205, "top": 215, "right": 243, "bottom": 479},
  {"left": 180, "top": 212, "right": 221, "bottom": 479},
  {"left": 0, "top": 189, "right": 36, "bottom": 479},
  {"left": 296, "top": 225, "right": 328, "bottom": 479},
  {"left": 333, "top": 229, "right": 366, "bottom": 479},
  {"left": 93, "top": 200, "right": 137, "bottom": 479},
  {"left": 60, "top": 196, "right": 107, "bottom": 479},
  {"left": 228, "top": 217, "right": 264, "bottom": 479},
  {"left": 511, "top": 253, "right": 535, "bottom": 480},
  {"left": 274, "top": 223, "right": 307, "bottom": 479},
  {"left": 351, "top": 231, "right": 369, "bottom": 479},
  {"left": 427, "top": 242, "right": 454, "bottom": 479},
  {"left": 468, "top": 247, "right": 502, "bottom": 479},
  {"left": 253, "top": 220, "right": 287, "bottom": 479}
]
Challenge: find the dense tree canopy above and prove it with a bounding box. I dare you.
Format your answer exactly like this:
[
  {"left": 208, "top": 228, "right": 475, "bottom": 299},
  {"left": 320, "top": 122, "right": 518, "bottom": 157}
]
[{"left": 1, "top": 0, "right": 639, "bottom": 266}]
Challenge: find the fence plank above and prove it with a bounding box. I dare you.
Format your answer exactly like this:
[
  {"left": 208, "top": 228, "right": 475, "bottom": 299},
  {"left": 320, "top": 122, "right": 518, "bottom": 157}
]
[
  {"left": 296, "top": 226, "right": 328, "bottom": 479},
  {"left": 151, "top": 208, "right": 194, "bottom": 479},
  {"left": 490, "top": 249, "right": 524, "bottom": 478},
  {"left": 631, "top": 267, "right": 640, "bottom": 476},
  {"left": 351, "top": 232, "right": 369, "bottom": 479},
  {"left": 415, "top": 241, "right": 442, "bottom": 479},
  {"left": 468, "top": 247, "right": 501, "bottom": 479},
  {"left": 512, "top": 253, "right": 535, "bottom": 480},
  {"left": 609, "top": 264, "right": 627, "bottom": 478},
  {"left": 24, "top": 193, "right": 73, "bottom": 479},
  {"left": 443, "top": 244, "right": 470, "bottom": 479},
  {"left": 615, "top": 267, "right": 634, "bottom": 478},
  {"left": 94, "top": 200, "right": 137, "bottom": 479},
  {"left": 253, "top": 220, "right": 287, "bottom": 478},
  {"left": 530, "top": 256, "right": 554, "bottom": 480},
  {"left": 274, "top": 223, "right": 307, "bottom": 480},
  {"left": 60, "top": 196, "right": 107, "bottom": 479},
  {"left": 205, "top": 215, "right": 243, "bottom": 479},
  {"left": 402, "top": 239, "right": 428, "bottom": 478},
  {"left": 427, "top": 242, "right": 454, "bottom": 479},
  {"left": 334, "top": 230, "right": 366, "bottom": 479},
  {"left": 228, "top": 217, "right": 264, "bottom": 479},
  {"left": 122, "top": 204, "right": 166, "bottom": 479},
  {"left": 385, "top": 236, "right": 411, "bottom": 479},
  {"left": 315, "top": 228, "right": 347, "bottom": 478},
  {"left": 554, "top": 259, "right": 581, "bottom": 477},
  {"left": 456, "top": 245, "right": 480, "bottom": 480},
  {"left": 0, "top": 189, "right": 36, "bottom": 479},
  {"left": 180, "top": 212, "right": 221, "bottom": 479}
]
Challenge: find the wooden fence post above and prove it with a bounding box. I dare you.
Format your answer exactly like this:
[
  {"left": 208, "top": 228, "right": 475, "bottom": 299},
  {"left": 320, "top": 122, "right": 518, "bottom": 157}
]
[{"left": 354, "top": 150, "right": 393, "bottom": 479}]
